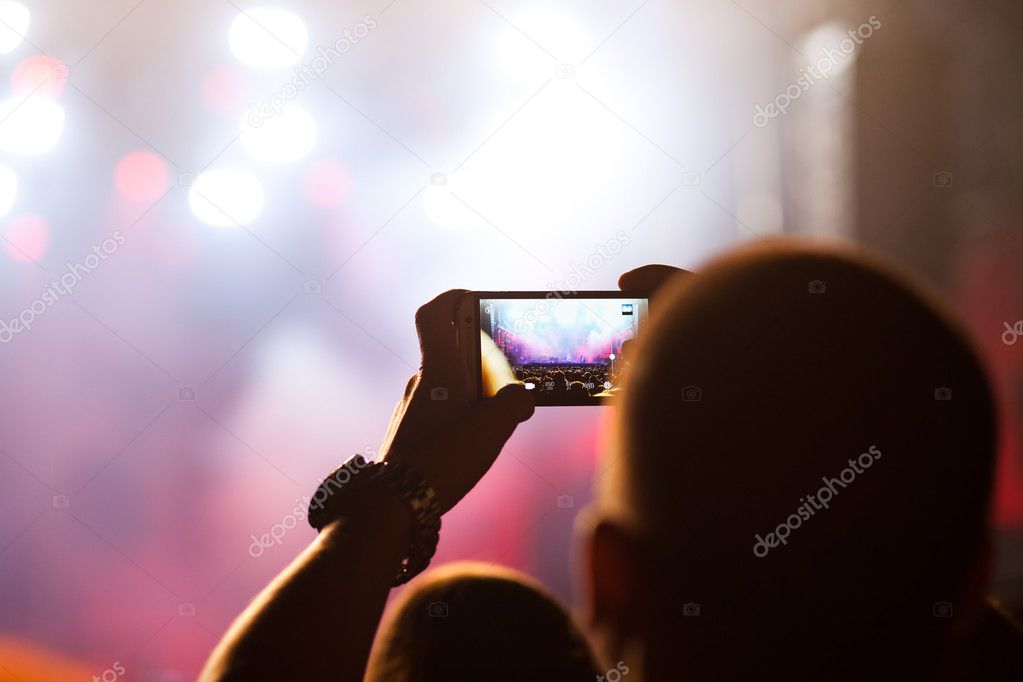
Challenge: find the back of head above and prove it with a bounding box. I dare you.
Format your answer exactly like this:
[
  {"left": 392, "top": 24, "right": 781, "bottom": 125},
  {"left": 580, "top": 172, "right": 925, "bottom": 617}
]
[
  {"left": 609, "top": 240, "right": 997, "bottom": 677},
  {"left": 368, "top": 562, "right": 597, "bottom": 682}
]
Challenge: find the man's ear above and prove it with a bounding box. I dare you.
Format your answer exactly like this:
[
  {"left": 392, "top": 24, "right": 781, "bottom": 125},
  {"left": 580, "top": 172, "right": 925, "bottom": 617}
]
[{"left": 582, "top": 516, "right": 649, "bottom": 661}]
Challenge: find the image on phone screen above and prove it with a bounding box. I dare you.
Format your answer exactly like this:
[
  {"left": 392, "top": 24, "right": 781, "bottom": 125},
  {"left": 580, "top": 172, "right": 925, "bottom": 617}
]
[{"left": 478, "top": 295, "right": 649, "bottom": 406}]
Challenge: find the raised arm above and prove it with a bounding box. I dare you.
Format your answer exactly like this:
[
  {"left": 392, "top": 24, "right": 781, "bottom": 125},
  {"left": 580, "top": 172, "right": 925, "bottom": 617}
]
[{"left": 199, "top": 289, "right": 534, "bottom": 681}]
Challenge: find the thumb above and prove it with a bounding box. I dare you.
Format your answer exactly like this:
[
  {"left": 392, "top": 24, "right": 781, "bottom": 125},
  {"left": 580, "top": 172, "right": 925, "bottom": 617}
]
[{"left": 470, "top": 382, "right": 535, "bottom": 440}]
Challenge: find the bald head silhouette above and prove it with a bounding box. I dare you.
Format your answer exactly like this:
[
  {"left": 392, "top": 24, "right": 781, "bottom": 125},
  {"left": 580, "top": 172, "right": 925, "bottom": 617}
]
[{"left": 588, "top": 241, "right": 997, "bottom": 680}]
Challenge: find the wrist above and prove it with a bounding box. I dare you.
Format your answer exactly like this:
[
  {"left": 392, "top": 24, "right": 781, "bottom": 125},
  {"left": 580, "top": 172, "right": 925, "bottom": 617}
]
[
  {"left": 308, "top": 455, "right": 442, "bottom": 585},
  {"left": 320, "top": 487, "right": 414, "bottom": 546}
]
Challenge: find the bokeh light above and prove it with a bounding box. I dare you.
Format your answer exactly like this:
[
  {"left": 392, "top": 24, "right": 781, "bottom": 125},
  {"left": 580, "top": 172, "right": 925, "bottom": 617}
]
[
  {"left": 240, "top": 104, "right": 316, "bottom": 163},
  {"left": 2, "top": 213, "right": 49, "bottom": 261},
  {"left": 11, "top": 55, "right": 68, "bottom": 98},
  {"left": 200, "top": 64, "right": 246, "bottom": 113},
  {"left": 303, "top": 159, "right": 350, "bottom": 208},
  {"left": 0, "top": 2, "right": 29, "bottom": 55},
  {"left": 188, "top": 169, "right": 264, "bottom": 227},
  {"left": 114, "top": 151, "right": 171, "bottom": 203},
  {"left": 0, "top": 97, "right": 65, "bottom": 155},
  {"left": 228, "top": 7, "right": 308, "bottom": 68},
  {"left": 0, "top": 165, "right": 16, "bottom": 218}
]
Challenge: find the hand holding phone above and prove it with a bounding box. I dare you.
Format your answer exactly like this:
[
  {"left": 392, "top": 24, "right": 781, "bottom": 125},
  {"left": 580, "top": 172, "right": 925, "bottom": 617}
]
[{"left": 380, "top": 290, "right": 535, "bottom": 513}]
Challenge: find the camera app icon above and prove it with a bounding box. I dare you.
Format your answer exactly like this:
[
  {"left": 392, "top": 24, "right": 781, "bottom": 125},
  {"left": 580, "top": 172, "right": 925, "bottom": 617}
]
[
  {"left": 934, "top": 387, "right": 952, "bottom": 401},
  {"left": 934, "top": 171, "right": 953, "bottom": 187},
  {"left": 682, "top": 385, "right": 702, "bottom": 402},
  {"left": 428, "top": 601, "right": 449, "bottom": 618},
  {"left": 681, "top": 171, "right": 702, "bottom": 187},
  {"left": 179, "top": 602, "right": 197, "bottom": 616},
  {"left": 683, "top": 602, "right": 701, "bottom": 617},
  {"left": 557, "top": 495, "right": 575, "bottom": 509},
  {"left": 933, "top": 601, "right": 953, "bottom": 618},
  {"left": 304, "top": 279, "right": 323, "bottom": 294},
  {"left": 555, "top": 64, "right": 575, "bottom": 79},
  {"left": 808, "top": 280, "right": 826, "bottom": 294},
  {"left": 52, "top": 494, "right": 70, "bottom": 509},
  {"left": 179, "top": 387, "right": 196, "bottom": 401},
  {"left": 431, "top": 387, "right": 448, "bottom": 401}
]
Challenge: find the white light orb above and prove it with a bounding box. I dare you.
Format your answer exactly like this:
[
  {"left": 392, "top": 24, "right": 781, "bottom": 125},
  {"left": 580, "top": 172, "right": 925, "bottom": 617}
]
[
  {"left": 188, "top": 169, "right": 264, "bottom": 227},
  {"left": 0, "top": 97, "right": 64, "bottom": 155},
  {"left": 229, "top": 7, "right": 308, "bottom": 68},
  {"left": 0, "top": 2, "right": 30, "bottom": 55},
  {"left": 0, "top": 166, "right": 16, "bottom": 218},
  {"left": 241, "top": 104, "right": 316, "bottom": 163}
]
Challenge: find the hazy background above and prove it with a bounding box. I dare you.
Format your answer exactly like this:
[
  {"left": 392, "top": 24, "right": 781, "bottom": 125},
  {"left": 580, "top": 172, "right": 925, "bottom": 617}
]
[{"left": 0, "top": 0, "right": 1021, "bottom": 678}]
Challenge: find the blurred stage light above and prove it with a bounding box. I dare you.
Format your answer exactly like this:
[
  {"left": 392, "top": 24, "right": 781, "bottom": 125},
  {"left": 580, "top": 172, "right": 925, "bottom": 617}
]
[
  {"left": 229, "top": 7, "right": 308, "bottom": 68},
  {"left": 0, "top": 2, "right": 29, "bottom": 55},
  {"left": 201, "top": 64, "right": 246, "bottom": 113},
  {"left": 801, "top": 23, "right": 857, "bottom": 79},
  {"left": 3, "top": 213, "right": 49, "bottom": 262},
  {"left": 11, "top": 55, "right": 68, "bottom": 98},
  {"left": 0, "top": 97, "right": 65, "bottom": 154},
  {"left": 303, "top": 159, "right": 350, "bottom": 207},
  {"left": 188, "top": 169, "right": 264, "bottom": 227},
  {"left": 0, "top": 165, "right": 16, "bottom": 218},
  {"left": 241, "top": 104, "right": 316, "bottom": 163},
  {"left": 114, "top": 151, "right": 171, "bottom": 203}
]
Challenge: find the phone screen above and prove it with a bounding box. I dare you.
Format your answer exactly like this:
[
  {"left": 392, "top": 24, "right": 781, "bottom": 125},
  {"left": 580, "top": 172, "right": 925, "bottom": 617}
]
[{"left": 477, "top": 294, "right": 649, "bottom": 405}]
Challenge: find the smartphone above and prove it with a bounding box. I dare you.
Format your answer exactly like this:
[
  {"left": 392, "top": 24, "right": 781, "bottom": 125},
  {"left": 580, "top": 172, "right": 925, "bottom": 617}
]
[{"left": 458, "top": 291, "right": 650, "bottom": 406}]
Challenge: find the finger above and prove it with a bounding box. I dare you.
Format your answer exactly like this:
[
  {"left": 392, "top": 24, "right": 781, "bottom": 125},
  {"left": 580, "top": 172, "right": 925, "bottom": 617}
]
[
  {"left": 415, "top": 289, "right": 468, "bottom": 371},
  {"left": 467, "top": 382, "right": 535, "bottom": 448},
  {"left": 381, "top": 374, "right": 419, "bottom": 454},
  {"left": 617, "top": 264, "right": 690, "bottom": 295}
]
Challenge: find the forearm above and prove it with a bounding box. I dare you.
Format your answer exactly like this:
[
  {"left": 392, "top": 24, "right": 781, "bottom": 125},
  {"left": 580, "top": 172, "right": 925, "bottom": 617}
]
[{"left": 200, "top": 493, "right": 412, "bottom": 682}]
